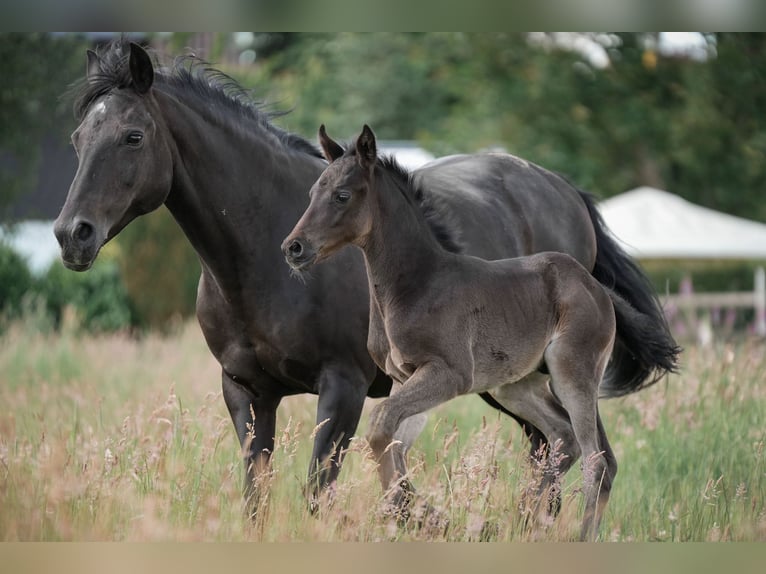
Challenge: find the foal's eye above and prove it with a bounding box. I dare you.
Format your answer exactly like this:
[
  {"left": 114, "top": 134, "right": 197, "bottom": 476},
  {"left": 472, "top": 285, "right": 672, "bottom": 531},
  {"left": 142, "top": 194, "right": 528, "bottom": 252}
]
[
  {"left": 125, "top": 131, "right": 144, "bottom": 146},
  {"left": 334, "top": 191, "right": 351, "bottom": 204}
]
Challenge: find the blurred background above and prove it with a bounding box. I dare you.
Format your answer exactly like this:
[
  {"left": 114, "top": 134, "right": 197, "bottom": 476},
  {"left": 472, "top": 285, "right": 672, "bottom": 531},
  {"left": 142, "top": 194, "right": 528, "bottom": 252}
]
[{"left": 1, "top": 32, "right": 765, "bottom": 342}]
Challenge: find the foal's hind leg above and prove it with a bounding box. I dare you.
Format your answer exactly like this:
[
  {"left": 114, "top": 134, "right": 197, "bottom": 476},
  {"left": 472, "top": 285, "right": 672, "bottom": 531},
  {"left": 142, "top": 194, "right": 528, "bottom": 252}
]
[
  {"left": 391, "top": 411, "right": 428, "bottom": 486},
  {"left": 491, "top": 375, "right": 581, "bottom": 519},
  {"left": 544, "top": 341, "right": 617, "bottom": 541}
]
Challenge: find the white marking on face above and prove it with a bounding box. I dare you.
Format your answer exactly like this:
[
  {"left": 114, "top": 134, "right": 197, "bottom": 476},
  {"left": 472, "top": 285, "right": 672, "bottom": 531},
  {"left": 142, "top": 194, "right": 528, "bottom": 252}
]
[{"left": 84, "top": 99, "right": 108, "bottom": 125}]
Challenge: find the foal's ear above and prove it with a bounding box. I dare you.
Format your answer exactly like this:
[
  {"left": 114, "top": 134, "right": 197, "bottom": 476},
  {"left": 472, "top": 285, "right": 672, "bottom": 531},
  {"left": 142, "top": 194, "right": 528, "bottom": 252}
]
[
  {"left": 86, "top": 50, "right": 101, "bottom": 82},
  {"left": 129, "top": 42, "right": 154, "bottom": 95},
  {"left": 356, "top": 124, "right": 377, "bottom": 170},
  {"left": 318, "top": 124, "right": 344, "bottom": 163}
]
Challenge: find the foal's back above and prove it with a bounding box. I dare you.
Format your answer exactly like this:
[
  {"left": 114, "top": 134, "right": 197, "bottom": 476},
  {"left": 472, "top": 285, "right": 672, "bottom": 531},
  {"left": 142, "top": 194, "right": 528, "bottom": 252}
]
[{"left": 395, "top": 250, "right": 616, "bottom": 394}]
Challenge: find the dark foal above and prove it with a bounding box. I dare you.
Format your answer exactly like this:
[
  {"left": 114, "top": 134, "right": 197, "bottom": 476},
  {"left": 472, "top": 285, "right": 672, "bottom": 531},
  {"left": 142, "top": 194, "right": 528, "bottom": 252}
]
[{"left": 282, "top": 125, "right": 665, "bottom": 540}]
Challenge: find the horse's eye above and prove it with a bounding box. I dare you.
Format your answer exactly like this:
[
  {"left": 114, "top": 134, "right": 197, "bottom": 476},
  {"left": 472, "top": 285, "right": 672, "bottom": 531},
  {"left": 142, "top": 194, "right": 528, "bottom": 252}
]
[
  {"left": 125, "top": 132, "right": 144, "bottom": 146},
  {"left": 334, "top": 191, "right": 351, "bottom": 204}
]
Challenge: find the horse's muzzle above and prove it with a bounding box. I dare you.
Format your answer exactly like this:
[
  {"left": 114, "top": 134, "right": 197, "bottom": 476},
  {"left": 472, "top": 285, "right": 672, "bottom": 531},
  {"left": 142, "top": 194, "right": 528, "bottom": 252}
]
[
  {"left": 53, "top": 217, "right": 102, "bottom": 272},
  {"left": 281, "top": 237, "right": 317, "bottom": 271}
]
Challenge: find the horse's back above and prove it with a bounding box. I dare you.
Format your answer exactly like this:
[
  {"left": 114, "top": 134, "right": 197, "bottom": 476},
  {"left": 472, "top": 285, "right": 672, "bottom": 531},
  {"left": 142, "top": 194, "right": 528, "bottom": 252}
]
[{"left": 413, "top": 153, "right": 597, "bottom": 267}]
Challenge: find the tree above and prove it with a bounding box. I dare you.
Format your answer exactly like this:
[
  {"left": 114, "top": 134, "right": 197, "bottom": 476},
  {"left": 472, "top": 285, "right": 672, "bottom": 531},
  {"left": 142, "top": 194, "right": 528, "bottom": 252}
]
[
  {"left": 243, "top": 32, "right": 766, "bottom": 222},
  {"left": 113, "top": 208, "right": 200, "bottom": 330},
  {"left": 669, "top": 33, "right": 766, "bottom": 221},
  {"left": 0, "top": 33, "right": 88, "bottom": 220}
]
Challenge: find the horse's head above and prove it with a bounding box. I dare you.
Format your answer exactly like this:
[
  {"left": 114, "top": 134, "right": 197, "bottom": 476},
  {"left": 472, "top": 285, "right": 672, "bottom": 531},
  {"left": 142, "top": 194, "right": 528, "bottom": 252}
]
[
  {"left": 54, "top": 42, "right": 173, "bottom": 271},
  {"left": 282, "top": 124, "right": 378, "bottom": 272}
]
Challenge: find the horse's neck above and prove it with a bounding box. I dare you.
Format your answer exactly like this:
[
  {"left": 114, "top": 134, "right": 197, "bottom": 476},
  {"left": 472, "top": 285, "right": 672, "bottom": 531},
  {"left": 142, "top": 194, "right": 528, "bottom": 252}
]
[
  {"left": 362, "top": 174, "right": 447, "bottom": 308},
  {"left": 157, "top": 91, "right": 324, "bottom": 280}
]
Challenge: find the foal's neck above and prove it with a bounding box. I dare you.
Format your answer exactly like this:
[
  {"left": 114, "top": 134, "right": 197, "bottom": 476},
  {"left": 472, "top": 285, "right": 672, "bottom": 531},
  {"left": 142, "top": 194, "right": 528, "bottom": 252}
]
[{"left": 361, "top": 168, "right": 449, "bottom": 307}]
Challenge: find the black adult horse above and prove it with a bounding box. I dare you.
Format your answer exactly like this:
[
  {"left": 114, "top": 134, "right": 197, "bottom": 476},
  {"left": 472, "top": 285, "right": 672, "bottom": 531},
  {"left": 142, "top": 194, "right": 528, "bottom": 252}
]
[{"left": 54, "top": 40, "right": 679, "bottom": 517}]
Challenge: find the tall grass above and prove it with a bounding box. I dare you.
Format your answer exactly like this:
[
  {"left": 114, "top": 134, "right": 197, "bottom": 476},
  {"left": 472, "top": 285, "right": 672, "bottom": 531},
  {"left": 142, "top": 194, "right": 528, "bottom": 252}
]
[{"left": 1, "top": 317, "right": 764, "bottom": 541}]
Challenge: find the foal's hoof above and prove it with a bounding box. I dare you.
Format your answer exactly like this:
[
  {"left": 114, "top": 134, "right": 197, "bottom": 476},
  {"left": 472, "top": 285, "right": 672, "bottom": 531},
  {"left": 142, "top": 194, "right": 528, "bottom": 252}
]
[
  {"left": 410, "top": 499, "right": 450, "bottom": 537},
  {"left": 465, "top": 516, "right": 500, "bottom": 541},
  {"left": 380, "top": 493, "right": 449, "bottom": 537}
]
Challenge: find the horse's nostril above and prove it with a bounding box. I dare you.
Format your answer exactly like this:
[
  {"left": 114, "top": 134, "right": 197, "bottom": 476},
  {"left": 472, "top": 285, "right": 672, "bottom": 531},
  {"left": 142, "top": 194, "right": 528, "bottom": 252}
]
[
  {"left": 288, "top": 240, "right": 304, "bottom": 257},
  {"left": 73, "top": 221, "right": 94, "bottom": 243}
]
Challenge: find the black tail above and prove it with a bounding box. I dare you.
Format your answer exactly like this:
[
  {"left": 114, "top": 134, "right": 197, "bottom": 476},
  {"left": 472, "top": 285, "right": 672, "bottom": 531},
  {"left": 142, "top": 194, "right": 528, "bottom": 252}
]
[{"left": 578, "top": 190, "right": 681, "bottom": 398}]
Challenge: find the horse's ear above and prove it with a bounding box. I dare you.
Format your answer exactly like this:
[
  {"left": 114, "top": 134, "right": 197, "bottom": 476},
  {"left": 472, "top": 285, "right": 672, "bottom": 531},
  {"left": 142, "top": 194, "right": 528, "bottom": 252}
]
[
  {"left": 86, "top": 50, "right": 100, "bottom": 82},
  {"left": 356, "top": 124, "right": 377, "bottom": 170},
  {"left": 129, "top": 42, "right": 154, "bottom": 94},
  {"left": 318, "top": 124, "right": 344, "bottom": 163}
]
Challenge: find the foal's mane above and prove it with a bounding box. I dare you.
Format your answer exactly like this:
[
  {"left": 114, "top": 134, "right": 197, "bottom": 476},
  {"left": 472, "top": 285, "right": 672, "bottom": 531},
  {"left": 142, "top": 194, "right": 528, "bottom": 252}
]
[
  {"left": 369, "top": 152, "right": 463, "bottom": 253},
  {"left": 70, "top": 39, "right": 322, "bottom": 159}
]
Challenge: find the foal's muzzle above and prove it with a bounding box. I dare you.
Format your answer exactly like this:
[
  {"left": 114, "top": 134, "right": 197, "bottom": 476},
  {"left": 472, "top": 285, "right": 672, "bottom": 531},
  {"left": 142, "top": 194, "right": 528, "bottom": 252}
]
[{"left": 281, "top": 237, "right": 317, "bottom": 271}]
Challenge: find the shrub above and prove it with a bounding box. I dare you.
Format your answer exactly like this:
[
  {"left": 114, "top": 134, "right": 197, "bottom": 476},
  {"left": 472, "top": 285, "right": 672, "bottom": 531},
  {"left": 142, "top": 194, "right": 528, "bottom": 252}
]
[
  {"left": 113, "top": 209, "right": 199, "bottom": 331},
  {"left": 642, "top": 259, "right": 765, "bottom": 295},
  {"left": 0, "top": 240, "right": 34, "bottom": 320},
  {"left": 38, "top": 258, "right": 135, "bottom": 332}
]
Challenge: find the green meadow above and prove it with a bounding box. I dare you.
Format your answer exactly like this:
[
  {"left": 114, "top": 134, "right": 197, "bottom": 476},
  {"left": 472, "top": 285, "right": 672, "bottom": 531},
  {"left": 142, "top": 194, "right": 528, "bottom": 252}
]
[{"left": 1, "top": 316, "right": 764, "bottom": 541}]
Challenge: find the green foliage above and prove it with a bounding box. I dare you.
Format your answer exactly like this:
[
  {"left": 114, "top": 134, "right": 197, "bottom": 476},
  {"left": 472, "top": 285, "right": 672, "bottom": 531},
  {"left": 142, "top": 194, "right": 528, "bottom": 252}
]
[
  {"left": 643, "top": 259, "right": 765, "bottom": 295},
  {"left": 37, "top": 258, "right": 135, "bottom": 333},
  {"left": 7, "top": 33, "right": 766, "bottom": 334},
  {"left": 0, "top": 240, "right": 33, "bottom": 319},
  {"left": 0, "top": 33, "right": 89, "bottom": 219},
  {"left": 670, "top": 34, "right": 766, "bottom": 222},
  {"left": 244, "top": 32, "right": 766, "bottom": 222},
  {"left": 0, "top": 239, "right": 134, "bottom": 333},
  {"left": 113, "top": 209, "right": 200, "bottom": 331}
]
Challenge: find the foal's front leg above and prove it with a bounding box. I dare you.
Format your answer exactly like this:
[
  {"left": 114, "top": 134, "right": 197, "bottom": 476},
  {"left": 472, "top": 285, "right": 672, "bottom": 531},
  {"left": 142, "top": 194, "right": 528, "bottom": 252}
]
[{"left": 367, "top": 359, "right": 468, "bottom": 512}]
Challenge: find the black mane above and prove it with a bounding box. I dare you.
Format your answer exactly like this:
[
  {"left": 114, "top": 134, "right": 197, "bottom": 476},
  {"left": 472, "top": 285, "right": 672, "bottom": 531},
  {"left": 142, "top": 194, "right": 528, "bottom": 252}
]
[
  {"left": 377, "top": 154, "right": 463, "bottom": 254},
  {"left": 69, "top": 39, "right": 322, "bottom": 159}
]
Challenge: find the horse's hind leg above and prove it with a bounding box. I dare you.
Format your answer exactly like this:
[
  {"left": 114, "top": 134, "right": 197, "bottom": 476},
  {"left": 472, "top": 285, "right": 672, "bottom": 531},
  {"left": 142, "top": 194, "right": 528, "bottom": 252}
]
[
  {"left": 479, "top": 391, "right": 552, "bottom": 474},
  {"left": 545, "top": 341, "right": 617, "bottom": 541}
]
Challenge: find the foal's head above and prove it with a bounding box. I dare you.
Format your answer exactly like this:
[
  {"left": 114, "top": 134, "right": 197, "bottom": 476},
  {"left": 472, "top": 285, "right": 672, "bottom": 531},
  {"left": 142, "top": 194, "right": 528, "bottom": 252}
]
[{"left": 282, "top": 124, "right": 378, "bottom": 271}]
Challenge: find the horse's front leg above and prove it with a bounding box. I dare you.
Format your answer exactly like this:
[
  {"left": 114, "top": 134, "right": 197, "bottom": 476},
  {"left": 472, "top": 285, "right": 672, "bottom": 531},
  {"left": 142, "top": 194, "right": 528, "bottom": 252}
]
[
  {"left": 367, "top": 359, "right": 466, "bottom": 515},
  {"left": 307, "top": 363, "right": 369, "bottom": 512},
  {"left": 222, "top": 371, "right": 281, "bottom": 521}
]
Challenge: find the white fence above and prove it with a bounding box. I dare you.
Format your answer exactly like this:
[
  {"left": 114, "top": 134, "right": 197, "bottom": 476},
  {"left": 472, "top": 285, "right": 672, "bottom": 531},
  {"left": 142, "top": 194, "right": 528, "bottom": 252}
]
[{"left": 661, "top": 266, "right": 766, "bottom": 337}]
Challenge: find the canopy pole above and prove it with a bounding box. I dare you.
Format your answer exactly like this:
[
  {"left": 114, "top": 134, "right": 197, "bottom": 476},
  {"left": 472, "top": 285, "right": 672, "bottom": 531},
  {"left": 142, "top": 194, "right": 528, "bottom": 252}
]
[{"left": 755, "top": 266, "right": 766, "bottom": 337}]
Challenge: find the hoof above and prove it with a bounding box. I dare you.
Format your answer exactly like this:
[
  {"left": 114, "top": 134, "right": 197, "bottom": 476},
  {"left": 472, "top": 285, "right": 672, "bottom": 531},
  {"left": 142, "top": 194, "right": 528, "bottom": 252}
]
[
  {"left": 410, "top": 499, "right": 450, "bottom": 536},
  {"left": 380, "top": 487, "right": 449, "bottom": 537}
]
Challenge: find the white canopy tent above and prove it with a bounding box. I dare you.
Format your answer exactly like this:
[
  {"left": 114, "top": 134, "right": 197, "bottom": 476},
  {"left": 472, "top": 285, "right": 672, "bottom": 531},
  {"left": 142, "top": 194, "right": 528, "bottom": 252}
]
[
  {"left": 378, "top": 141, "right": 435, "bottom": 171},
  {"left": 598, "top": 186, "right": 766, "bottom": 260},
  {"left": 598, "top": 186, "right": 766, "bottom": 336}
]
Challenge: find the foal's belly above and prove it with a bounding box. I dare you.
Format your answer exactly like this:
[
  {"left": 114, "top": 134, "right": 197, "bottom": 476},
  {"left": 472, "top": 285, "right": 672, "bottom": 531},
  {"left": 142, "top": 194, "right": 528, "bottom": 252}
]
[
  {"left": 469, "top": 354, "right": 542, "bottom": 393},
  {"left": 467, "top": 307, "right": 552, "bottom": 393}
]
